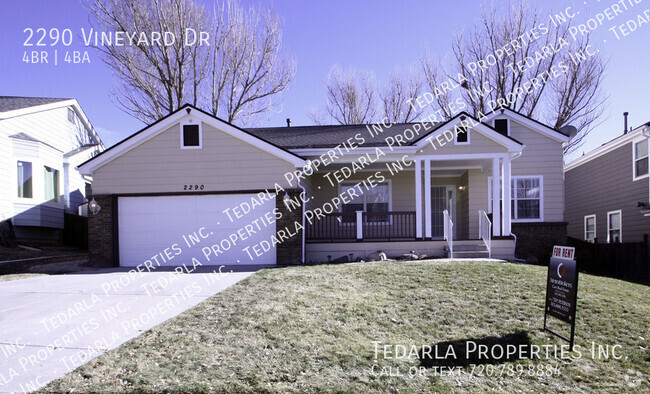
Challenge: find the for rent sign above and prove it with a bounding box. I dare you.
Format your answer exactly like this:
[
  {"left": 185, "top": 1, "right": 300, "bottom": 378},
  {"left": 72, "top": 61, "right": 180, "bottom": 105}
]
[{"left": 544, "top": 245, "right": 579, "bottom": 348}]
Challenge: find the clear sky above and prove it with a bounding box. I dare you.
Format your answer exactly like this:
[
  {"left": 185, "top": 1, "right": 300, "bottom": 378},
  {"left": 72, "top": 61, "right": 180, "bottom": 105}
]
[{"left": 1, "top": 0, "right": 649, "bottom": 160}]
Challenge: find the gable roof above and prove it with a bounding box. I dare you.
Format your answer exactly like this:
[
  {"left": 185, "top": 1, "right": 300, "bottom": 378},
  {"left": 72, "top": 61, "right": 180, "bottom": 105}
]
[
  {"left": 77, "top": 104, "right": 306, "bottom": 174},
  {"left": 484, "top": 108, "right": 570, "bottom": 143},
  {"left": 9, "top": 132, "right": 62, "bottom": 152},
  {"left": 0, "top": 96, "right": 70, "bottom": 113}
]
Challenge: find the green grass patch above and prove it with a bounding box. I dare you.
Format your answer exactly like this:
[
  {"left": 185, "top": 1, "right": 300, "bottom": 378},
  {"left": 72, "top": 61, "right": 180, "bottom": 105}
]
[{"left": 45, "top": 261, "right": 649, "bottom": 392}]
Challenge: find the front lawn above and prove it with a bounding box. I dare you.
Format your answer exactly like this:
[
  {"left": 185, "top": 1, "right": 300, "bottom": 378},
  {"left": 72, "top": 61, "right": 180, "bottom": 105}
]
[{"left": 46, "top": 260, "right": 649, "bottom": 392}]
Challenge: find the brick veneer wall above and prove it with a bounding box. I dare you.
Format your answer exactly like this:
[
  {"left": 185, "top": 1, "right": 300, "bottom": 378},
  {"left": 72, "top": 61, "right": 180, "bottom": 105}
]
[
  {"left": 275, "top": 189, "right": 304, "bottom": 265},
  {"left": 512, "top": 222, "right": 568, "bottom": 264},
  {"left": 87, "top": 194, "right": 116, "bottom": 267}
]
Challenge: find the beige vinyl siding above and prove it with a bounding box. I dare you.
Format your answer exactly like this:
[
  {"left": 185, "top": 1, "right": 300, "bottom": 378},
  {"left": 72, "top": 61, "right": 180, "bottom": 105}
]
[
  {"left": 92, "top": 123, "right": 296, "bottom": 195},
  {"left": 468, "top": 169, "right": 489, "bottom": 237},
  {"left": 418, "top": 127, "right": 508, "bottom": 155},
  {"left": 509, "top": 120, "right": 565, "bottom": 222}
]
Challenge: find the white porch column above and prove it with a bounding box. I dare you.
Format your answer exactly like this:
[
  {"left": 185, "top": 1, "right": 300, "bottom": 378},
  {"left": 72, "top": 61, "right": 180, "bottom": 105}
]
[
  {"left": 424, "top": 160, "right": 432, "bottom": 239},
  {"left": 502, "top": 157, "right": 512, "bottom": 236},
  {"left": 415, "top": 160, "right": 423, "bottom": 239},
  {"left": 492, "top": 157, "right": 501, "bottom": 236}
]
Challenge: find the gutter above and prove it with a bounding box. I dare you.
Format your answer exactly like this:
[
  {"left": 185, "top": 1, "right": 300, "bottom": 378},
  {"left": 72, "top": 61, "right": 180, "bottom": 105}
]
[{"left": 644, "top": 125, "right": 650, "bottom": 207}]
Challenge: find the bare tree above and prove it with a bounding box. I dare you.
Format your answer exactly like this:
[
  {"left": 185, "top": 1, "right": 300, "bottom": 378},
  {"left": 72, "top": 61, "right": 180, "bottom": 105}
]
[
  {"left": 421, "top": 52, "right": 454, "bottom": 120},
  {"left": 380, "top": 66, "right": 424, "bottom": 123},
  {"left": 85, "top": 0, "right": 210, "bottom": 123},
  {"left": 86, "top": 0, "right": 294, "bottom": 125},
  {"left": 210, "top": 1, "right": 295, "bottom": 125},
  {"left": 435, "top": 1, "right": 607, "bottom": 152},
  {"left": 315, "top": 65, "right": 377, "bottom": 125}
]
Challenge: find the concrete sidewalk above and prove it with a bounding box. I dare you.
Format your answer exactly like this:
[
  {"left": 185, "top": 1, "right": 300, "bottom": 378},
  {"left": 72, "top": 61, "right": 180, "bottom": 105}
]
[{"left": 0, "top": 267, "right": 255, "bottom": 393}]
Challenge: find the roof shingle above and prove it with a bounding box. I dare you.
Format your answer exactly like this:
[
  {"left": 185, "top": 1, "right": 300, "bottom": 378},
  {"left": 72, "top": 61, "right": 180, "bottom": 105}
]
[{"left": 0, "top": 96, "right": 70, "bottom": 113}]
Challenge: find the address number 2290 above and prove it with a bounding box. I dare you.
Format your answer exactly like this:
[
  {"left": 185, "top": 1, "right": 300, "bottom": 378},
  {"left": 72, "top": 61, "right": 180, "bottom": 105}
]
[{"left": 184, "top": 184, "right": 205, "bottom": 191}]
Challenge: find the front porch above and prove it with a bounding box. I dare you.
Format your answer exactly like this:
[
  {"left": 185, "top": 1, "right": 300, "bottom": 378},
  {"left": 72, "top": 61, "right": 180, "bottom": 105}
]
[{"left": 303, "top": 153, "right": 518, "bottom": 262}]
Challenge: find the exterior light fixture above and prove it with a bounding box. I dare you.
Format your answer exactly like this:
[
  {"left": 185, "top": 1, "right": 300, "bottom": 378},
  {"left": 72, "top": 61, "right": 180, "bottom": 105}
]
[
  {"left": 88, "top": 198, "right": 101, "bottom": 215},
  {"left": 458, "top": 185, "right": 467, "bottom": 192},
  {"left": 283, "top": 192, "right": 291, "bottom": 210}
]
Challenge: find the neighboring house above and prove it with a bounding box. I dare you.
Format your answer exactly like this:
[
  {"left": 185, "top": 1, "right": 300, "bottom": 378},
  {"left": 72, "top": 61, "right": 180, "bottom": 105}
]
[
  {"left": 0, "top": 96, "right": 104, "bottom": 243},
  {"left": 78, "top": 105, "right": 568, "bottom": 267},
  {"left": 565, "top": 118, "right": 650, "bottom": 244}
]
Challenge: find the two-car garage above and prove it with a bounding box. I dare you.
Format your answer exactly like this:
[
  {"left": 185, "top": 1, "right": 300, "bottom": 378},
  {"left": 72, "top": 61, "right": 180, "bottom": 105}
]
[{"left": 117, "top": 194, "right": 278, "bottom": 267}]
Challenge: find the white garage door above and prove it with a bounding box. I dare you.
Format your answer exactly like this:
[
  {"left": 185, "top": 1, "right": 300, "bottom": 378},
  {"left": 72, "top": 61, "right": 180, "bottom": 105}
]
[{"left": 118, "top": 194, "right": 277, "bottom": 267}]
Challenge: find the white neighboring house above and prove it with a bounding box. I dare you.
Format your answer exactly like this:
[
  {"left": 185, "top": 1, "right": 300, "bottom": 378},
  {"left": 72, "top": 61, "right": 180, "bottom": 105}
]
[{"left": 0, "top": 96, "right": 104, "bottom": 243}]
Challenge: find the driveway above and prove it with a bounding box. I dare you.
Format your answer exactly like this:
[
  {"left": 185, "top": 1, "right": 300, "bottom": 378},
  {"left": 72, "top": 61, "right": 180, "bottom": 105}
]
[{"left": 0, "top": 266, "right": 259, "bottom": 393}]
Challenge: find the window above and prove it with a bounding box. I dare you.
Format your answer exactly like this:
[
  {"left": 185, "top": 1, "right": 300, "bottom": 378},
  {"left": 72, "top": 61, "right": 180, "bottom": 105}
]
[
  {"left": 455, "top": 125, "right": 469, "bottom": 144},
  {"left": 488, "top": 176, "right": 543, "bottom": 221},
  {"left": 493, "top": 119, "right": 509, "bottom": 136},
  {"left": 44, "top": 166, "right": 60, "bottom": 202},
  {"left": 634, "top": 139, "right": 648, "bottom": 178},
  {"left": 17, "top": 161, "right": 32, "bottom": 198},
  {"left": 607, "top": 210, "right": 622, "bottom": 243},
  {"left": 67, "top": 108, "right": 75, "bottom": 123},
  {"left": 181, "top": 123, "right": 201, "bottom": 149},
  {"left": 340, "top": 182, "right": 390, "bottom": 223},
  {"left": 584, "top": 215, "right": 596, "bottom": 243}
]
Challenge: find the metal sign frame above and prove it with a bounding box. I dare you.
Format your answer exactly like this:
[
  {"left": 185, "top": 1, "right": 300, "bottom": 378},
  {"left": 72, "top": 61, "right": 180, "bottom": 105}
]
[{"left": 543, "top": 245, "right": 579, "bottom": 349}]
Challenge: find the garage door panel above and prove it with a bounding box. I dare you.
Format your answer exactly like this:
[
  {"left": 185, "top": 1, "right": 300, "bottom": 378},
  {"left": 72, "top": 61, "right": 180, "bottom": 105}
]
[{"left": 118, "top": 194, "right": 277, "bottom": 267}]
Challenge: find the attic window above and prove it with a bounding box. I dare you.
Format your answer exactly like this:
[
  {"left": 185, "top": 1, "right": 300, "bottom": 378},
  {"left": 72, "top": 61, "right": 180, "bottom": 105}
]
[
  {"left": 181, "top": 123, "right": 202, "bottom": 149},
  {"left": 67, "top": 108, "right": 75, "bottom": 123},
  {"left": 494, "top": 119, "right": 509, "bottom": 136},
  {"left": 455, "top": 125, "right": 469, "bottom": 144}
]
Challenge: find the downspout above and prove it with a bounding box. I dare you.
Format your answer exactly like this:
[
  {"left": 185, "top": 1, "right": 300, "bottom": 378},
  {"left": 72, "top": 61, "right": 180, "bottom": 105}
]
[
  {"left": 508, "top": 151, "right": 527, "bottom": 262},
  {"left": 297, "top": 179, "right": 307, "bottom": 265}
]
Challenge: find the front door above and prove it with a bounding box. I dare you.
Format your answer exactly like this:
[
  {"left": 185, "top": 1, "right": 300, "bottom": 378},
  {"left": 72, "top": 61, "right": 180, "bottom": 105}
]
[{"left": 431, "top": 186, "right": 455, "bottom": 239}]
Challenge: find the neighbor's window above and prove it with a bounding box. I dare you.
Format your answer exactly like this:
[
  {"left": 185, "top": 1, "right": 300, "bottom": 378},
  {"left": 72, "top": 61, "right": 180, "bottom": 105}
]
[
  {"left": 634, "top": 139, "right": 648, "bottom": 178},
  {"left": 182, "top": 124, "right": 201, "bottom": 148},
  {"left": 17, "top": 161, "right": 33, "bottom": 198},
  {"left": 455, "top": 125, "right": 469, "bottom": 144},
  {"left": 584, "top": 215, "right": 596, "bottom": 243},
  {"left": 512, "top": 177, "right": 541, "bottom": 220},
  {"left": 607, "top": 210, "right": 621, "bottom": 243},
  {"left": 44, "top": 166, "right": 60, "bottom": 202},
  {"left": 340, "top": 182, "right": 390, "bottom": 223},
  {"left": 493, "top": 119, "right": 509, "bottom": 136}
]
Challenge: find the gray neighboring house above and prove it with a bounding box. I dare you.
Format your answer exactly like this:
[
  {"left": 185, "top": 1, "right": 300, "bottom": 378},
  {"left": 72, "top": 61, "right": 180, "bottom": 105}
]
[
  {"left": 0, "top": 96, "right": 104, "bottom": 243},
  {"left": 565, "top": 116, "right": 650, "bottom": 244}
]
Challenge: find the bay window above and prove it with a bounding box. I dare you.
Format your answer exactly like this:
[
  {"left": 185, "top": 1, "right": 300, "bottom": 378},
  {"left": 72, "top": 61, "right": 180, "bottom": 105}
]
[{"left": 17, "top": 161, "right": 33, "bottom": 198}]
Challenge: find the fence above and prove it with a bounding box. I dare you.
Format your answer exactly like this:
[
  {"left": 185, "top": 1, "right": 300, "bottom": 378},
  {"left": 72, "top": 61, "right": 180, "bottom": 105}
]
[
  {"left": 567, "top": 236, "right": 649, "bottom": 284},
  {"left": 63, "top": 213, "right": 88, "bottom": 249}
]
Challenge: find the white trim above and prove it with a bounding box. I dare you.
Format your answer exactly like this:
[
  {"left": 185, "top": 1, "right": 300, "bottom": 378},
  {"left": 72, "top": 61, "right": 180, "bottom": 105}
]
[
  {"left": 337, "top": 179, "right": 393, "bottom": 218},
  {"left": 413, "top": 114, "right": 523, "bottom": 152},
  {"left": 180, "top": 119, "right": 203, "bottom": 149},
  {"left": 565, "top": 128, "right": 645, "bottom": 172},
  {"left": 78, "top": 107, "right": 306, "bottom": 174},
  {"left": 484, "top": 108, "right": 569, "bottom": 143},
  {"left": 415, "top": 160, "right": 422, "bottom": 239},
  {"left": 584, "top": 214, "right": 596, "bottom": 243},
  {"left": 424, "top": 160, "right": 432, "bottom": 238},
  {"left": 414, "top": 153, "right": 509, "bottom": 161},
  {"left": 502, "top": 158, "right": 511, "bottom": 235},
  {"left": 454, "top": 125, "right": 471, "bottom": 145},
  {"left": 492, "top": 117, "right": 510, "bottom": 136},
  {"left": 492, "top": 158, "right": 501, "bottom": 236},
  {"left": 606, "top": 210, "right": 622, "bottom": 243},
  {"left": 633, "top": 138, "right": 649, "bottom": 181}
]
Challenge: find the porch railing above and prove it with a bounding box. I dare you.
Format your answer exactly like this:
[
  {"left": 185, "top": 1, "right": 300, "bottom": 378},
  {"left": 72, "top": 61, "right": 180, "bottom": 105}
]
[
  {"left": 306, "top": 211, "right": 416, "bottom": 242},
  {"left": 443, "top": 210, "right": 453, "bottom": 258},
  {"left": 479, "top": 209, "right": 492, "bottom": 258}
]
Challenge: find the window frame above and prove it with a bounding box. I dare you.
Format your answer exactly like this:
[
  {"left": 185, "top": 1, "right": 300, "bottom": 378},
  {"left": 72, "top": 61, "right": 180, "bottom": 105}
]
[
  {"left": 633, "top": 138, "right": 649, "bottom": 181},
  {"left": 180, "top": 120, "right": 203, "bottom": 150},
  {"left": 43, "top": 165, "right": 60, "bottom": 203},
  {"left": 67, "top": 107, "right": 76, "bottom": 123},
  {"left": 488, "top": 175, "right": 544, "bottom": 222},
  {"left": 583, "top": 214, "right": 596, "bottom": 243},
  {"left": 454, "top": 125, "right": 470, "bottom": 145},
  {"left": 337, "top": 180, "right": 392, "bottom": 224},
  {"left": 493, "top": 118, "right": 510, "bottom": 136},
  {"left": 606, "top": 210, "right": 622, "bottom": 243},
  {"left": 17, "top": 160, "right": 34, "bottom": 199}
]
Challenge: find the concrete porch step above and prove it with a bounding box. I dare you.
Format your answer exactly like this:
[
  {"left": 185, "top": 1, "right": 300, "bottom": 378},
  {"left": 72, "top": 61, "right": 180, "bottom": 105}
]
[{"left": 453, "top": 250, "right": 490, "bottom": 258}]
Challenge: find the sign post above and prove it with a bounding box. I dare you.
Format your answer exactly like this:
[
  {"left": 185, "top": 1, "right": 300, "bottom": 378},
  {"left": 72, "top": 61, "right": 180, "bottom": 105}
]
[{"left": 543, "top": 245, "right": 579, "bottom": 349}]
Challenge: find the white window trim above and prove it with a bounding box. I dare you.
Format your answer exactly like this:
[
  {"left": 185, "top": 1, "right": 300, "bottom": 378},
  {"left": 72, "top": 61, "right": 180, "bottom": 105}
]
[
  {"left": 15, "top": 159, "right": 36, "bottom": 203},
  {"left": 337, "top": 180, "right": 393, "bottom": 224},
  {"left": 584, "top": 214, "right": 596, "bottom": 243},
  {"left": 488, "top": 175, "right": 544, "bottom": 222},
  {"left": 606, "top": 209, "right": 622, "bottom": 243},
  {"left": 454, "top": 125, "right": 471, "bottom": 145},
  {"left": 180, "top": 120, "right": 202, "bottom": 149},
  {"left": 632, "top": 138, "right": 649, "bottom": 181},
  {"left": 493, "top": 117, "right": 510, "bottom": 136}
]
